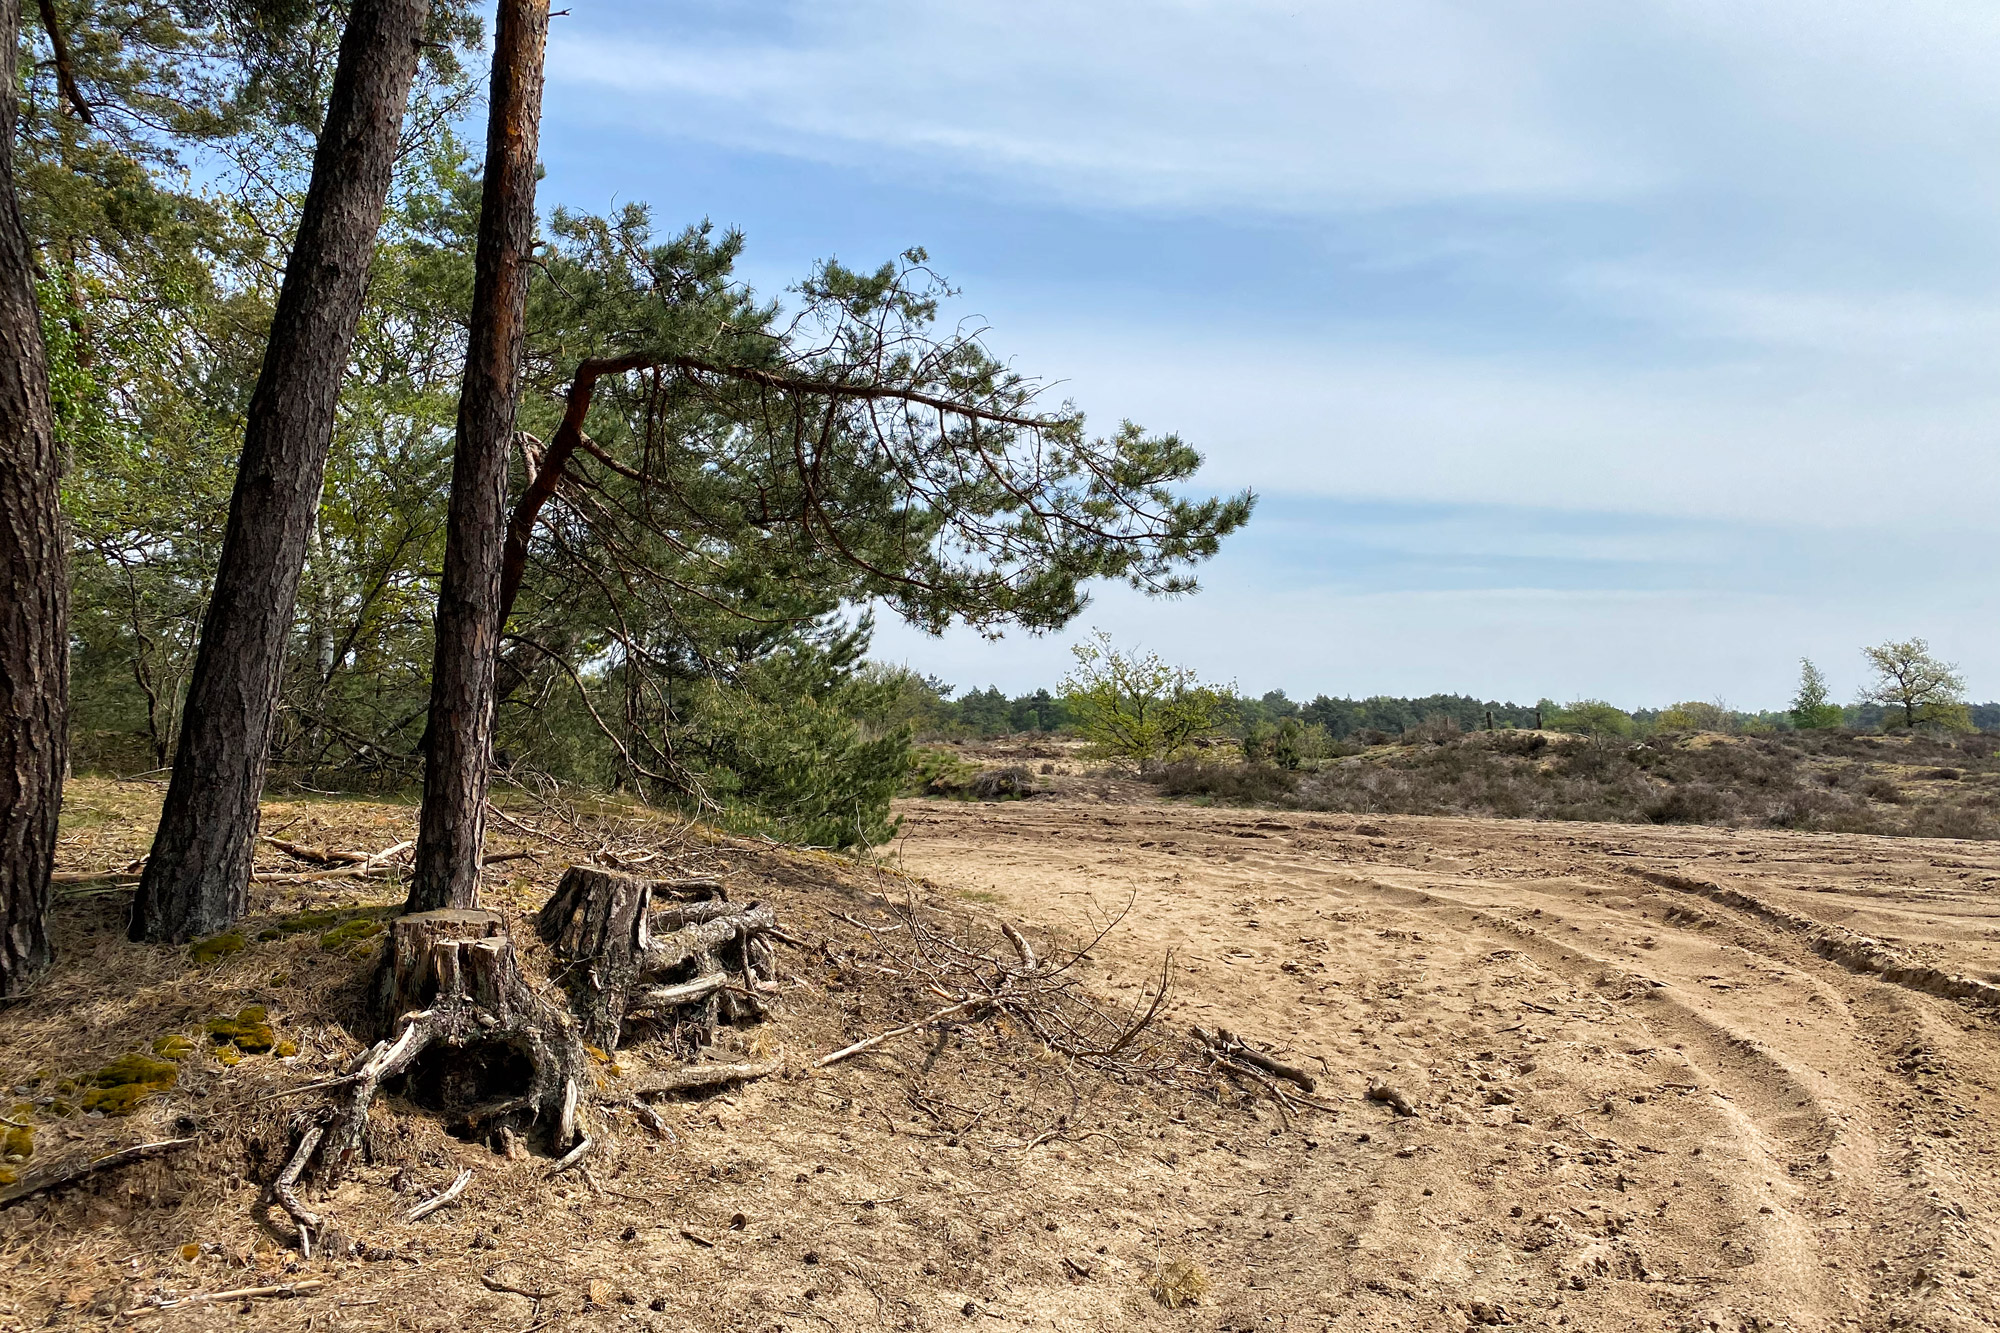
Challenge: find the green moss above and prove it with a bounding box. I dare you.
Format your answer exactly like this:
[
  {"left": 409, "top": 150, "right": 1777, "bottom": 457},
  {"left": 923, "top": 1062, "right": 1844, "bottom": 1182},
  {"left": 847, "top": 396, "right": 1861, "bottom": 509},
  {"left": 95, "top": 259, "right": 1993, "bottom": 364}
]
[
  {"left": 0, "top": 1167, "right": 15, "bottom": 1186},
  {"left": 317, "top": 917, "right": 385, "bottom": 952},
  {"left": 2, "top": 1125, "right": 32, "bottom": 1159},
  {"left": 273, "top": 1039, "right": 298, "bottom": 1058},
  {"left": 272, "top": 908, "right": 344, "bottom": 934},
  {"left": 81, "top": 1052, "right": 178, "bottom": 1116},
  {"left": 45, "top": 1100, "right": 74, "bottom": 1118},
  {"left": 187, "top": 932, "right": 246, "bottom": 965},
  {"left": 206, "top": 1006, "right": 274, "bottom": 1054},
  {"left": 151, "top": 1034, "right": 196, "bottom": 1061}
]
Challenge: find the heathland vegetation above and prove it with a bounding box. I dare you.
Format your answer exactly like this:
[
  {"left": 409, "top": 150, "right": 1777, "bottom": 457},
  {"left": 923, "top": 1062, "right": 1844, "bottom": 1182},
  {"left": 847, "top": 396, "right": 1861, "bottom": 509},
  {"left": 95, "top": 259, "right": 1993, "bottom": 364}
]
[{"left": 906, "top": 639, "right": 2000, "bottom": 840}]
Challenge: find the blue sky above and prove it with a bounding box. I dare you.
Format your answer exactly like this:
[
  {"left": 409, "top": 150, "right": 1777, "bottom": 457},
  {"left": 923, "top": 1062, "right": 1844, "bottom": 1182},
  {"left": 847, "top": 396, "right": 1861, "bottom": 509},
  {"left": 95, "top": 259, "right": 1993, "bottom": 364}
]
[{"left": 535, "top": 1, "right": 2000, "bottom": 707}]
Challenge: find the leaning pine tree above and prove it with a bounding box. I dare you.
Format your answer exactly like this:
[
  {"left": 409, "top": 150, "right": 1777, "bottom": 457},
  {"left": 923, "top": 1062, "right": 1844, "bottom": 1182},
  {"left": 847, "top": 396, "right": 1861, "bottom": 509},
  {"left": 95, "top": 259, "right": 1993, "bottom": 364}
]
[{"left": 132, "top": 0, "right": 436, "bottom": 943}]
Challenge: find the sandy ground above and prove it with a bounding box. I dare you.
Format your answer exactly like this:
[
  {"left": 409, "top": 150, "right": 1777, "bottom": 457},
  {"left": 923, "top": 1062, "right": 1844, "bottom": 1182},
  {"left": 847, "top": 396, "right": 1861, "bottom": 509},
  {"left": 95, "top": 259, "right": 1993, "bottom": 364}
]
[
  {"left": 8, "top": 782, "right": 2000, "bottom": 1333},
  {"left": 890, "top": 794, "right": 2000, "bottom": 1332}
]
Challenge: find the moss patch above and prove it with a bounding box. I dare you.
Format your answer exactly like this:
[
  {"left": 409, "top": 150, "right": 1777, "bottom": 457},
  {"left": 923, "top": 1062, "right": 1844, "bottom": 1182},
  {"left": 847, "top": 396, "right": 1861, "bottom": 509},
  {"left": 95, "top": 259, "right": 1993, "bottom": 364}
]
[
  {"left": 257, "top": 904, "right": 397, "bottom": 944},
  {"left": 151, "top": 1034, "right": 196, "bottom": 1061},
  {"left": 3, "top": 1125, "right": 33, "bottom": 1160},
  {"left": 318, "top": 917, "right": 386, "bottom": 953},
  {"left": 81, "top": 1052, "right": 179, "bottom": 1116},
  {"left": 206, "top": 1005, "right": 275, "bottom": 1054},
  {"left": 187, "top": 932, "right": 247, "bottom": 965}
]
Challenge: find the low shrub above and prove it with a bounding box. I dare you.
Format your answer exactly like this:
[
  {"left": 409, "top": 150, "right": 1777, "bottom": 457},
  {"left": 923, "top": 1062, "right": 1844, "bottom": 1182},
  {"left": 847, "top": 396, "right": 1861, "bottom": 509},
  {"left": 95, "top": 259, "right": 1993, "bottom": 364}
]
[
  {"left": 1152, "top": 759, "right": 1299, "bottom": 804},
  {"left": 1142, "top": 728, "right": 2000, "bottom": 840}
]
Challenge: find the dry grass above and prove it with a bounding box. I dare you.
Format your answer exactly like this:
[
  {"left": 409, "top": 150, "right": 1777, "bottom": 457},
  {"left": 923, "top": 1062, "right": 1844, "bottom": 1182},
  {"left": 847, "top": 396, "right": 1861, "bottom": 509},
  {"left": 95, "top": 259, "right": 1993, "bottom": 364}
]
[{"left": 1147, "top": 1257, "right": 1208, "bottom": 1309}]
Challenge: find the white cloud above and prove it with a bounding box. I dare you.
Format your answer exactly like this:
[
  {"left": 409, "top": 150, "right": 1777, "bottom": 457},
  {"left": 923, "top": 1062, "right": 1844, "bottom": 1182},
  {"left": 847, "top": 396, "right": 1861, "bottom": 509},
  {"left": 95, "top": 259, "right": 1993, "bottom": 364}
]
[
  {"left": 551, "top": 1, "right": 1646, "bottom": 212},
  {"left": 553, "top": 0, "right": 2000, "bottom": 220},
  {"left": 982, "top": 315, "right": 2000, "bottom": 530}
]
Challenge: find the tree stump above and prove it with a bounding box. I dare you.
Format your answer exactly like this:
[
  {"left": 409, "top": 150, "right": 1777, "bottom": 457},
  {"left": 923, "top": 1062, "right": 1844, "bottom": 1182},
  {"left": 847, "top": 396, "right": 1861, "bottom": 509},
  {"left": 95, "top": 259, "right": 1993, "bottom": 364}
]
[
  {"left": 316, "top": 909, "right": 588, "bottom": 1185},
  {"left": 538, "top": 865, "right": 780, "bottom": 1049}
]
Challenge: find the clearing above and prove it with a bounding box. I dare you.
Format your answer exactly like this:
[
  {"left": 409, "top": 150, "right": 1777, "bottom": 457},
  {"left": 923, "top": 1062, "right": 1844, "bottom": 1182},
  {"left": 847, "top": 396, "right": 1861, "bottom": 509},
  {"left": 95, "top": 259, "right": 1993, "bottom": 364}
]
[{"left": 3, "top": 779, "right": 1998, "bottom": 1332}]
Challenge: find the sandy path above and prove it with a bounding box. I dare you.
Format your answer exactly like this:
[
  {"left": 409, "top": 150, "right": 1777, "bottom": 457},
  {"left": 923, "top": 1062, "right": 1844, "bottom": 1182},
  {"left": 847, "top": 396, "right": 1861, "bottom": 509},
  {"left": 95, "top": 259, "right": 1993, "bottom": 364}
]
[{"left": 892, "top": 796, "right": 2000, "bottom": 1332}]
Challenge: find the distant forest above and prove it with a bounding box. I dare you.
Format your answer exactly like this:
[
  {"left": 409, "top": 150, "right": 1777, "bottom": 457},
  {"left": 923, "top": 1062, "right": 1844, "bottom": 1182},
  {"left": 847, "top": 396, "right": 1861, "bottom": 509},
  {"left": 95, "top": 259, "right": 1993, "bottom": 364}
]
[{"left": 914, "top": 683, "right": 2000, "bottom": 740}]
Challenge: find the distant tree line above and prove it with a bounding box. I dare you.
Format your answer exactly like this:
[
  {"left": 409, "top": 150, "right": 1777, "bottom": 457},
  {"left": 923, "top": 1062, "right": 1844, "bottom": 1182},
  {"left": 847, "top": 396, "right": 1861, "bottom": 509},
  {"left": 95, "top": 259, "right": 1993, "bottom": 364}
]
[{"left": 902, "top": 638, "right": 2000, "bottom": 746}]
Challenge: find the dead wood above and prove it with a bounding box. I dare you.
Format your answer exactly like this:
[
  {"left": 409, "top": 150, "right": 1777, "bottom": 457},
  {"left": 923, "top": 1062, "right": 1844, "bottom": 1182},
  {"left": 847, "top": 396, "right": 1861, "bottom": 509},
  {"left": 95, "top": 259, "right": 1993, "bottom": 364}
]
[
  {"left": 537, "top": 866, "right": 778, "bottom": 1049},
  {"left": 268, "top": 1124, "right": 324, "bottom": 1253},
  {"left": 405, "top": 1167, "right": 473, "bottom": 1222},
  {"left": 313, "top": 910, "right": 588, "bottom": 1188},
  {"left": 1366, "top": 1080, "right": 1419, "bottom": 1117},
  {"left": 537, "top": 866, "right": 653, "bottom": 1047},
  {"left": 1194, "top": 1026, "right": 1317, "bottom": 1093},
  {"left": 630, "top": 1060, "right": 781, "bottom": 1097},
  {"left": 0, "top": 1136, "right": 195, "bottom": 1208},
  {"left": 123, "top": 1280, "right": 325, "bottom": 1317},
  {"left": 818, "top": 996, "right": 994, "bottom": 1067}
]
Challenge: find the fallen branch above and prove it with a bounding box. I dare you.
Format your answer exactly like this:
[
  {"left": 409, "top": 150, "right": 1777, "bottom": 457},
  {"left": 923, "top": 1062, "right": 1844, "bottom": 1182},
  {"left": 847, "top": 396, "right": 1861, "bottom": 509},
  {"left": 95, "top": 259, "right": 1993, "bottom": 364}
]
[
  {"left": 1195, "top": 1026, "right": 1317, "bottom": 1093},
  {"left": 549, "top": 1136, "right": 594, "bottom": 1174},
  {"left": 270, "top": 1125, "right": 324, "bottom": 1256},
  {"left": 481, "top": 1270, "right": 549, "bottom": 1300},
  {"left": 405, "top": 1168, "right": 473, "bottom": 1222},
  {"left": 49, "top": 869, "right": 143, "bottom": 886},
  {"left": 630, "top": 1060, "right": 780, "bottom": 1097},
  {"left": 0, "top": 1137, "right": 196, "bottom": 1208},
  {"left": 817, "top": 996, "right": 993, "bottom": 1068},
  {"left": 124, "top": 1280, "right": 324, "bottom": 1317},
  {"left": 1366, "top": 1080, "right": 1419, "bottom": 1117},
  {"left": 639, "top": 973, "right": 731, "bottom": 1008}
]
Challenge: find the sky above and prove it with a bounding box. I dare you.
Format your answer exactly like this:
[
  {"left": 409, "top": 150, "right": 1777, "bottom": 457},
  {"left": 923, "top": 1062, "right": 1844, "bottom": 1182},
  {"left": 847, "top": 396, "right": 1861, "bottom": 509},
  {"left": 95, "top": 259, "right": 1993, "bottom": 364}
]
[{"left": 534, "top": 1, "right": 2000, "bottom": 708}]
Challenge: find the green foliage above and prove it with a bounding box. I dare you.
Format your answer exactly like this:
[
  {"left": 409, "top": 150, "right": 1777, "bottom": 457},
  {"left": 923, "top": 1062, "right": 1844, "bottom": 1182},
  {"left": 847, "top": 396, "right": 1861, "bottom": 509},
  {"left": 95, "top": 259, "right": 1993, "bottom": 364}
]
[
  {"left": 670, "top": 633, "right": 910, "bottom": 849},
  {"left": 205, "top": 1005, "right": 274, "bottom": 1053},
  {"left": 1243, "top": 716, "right": 1333, "bottom": 770},
  {"left": 905, "top": 746, "right": 984, "bottom": 797},
  {"left": 1862, "top": 639, "right": 1970, "bottom": 732},
  {"left": 1655, "top": 700, "right": 1732, "bottom": 734},
  {"left": 1295, "top": 693, "right": 1539, "bottom": 739},
  {"left": 1060, "top": 632, "right": 1233, "bottom": 771},
  {"left": 82, "top": 1052, "right": 179, "bottom": 1116},
  {"left": 1550, "top": 699, "right": 1635, "bottom": 742},
  {"left": 45, "top": 6, "right": 1249, "bottom": 842},
  {"left": 1790, "top": 659, "right": 1843, "bottom": 730}
]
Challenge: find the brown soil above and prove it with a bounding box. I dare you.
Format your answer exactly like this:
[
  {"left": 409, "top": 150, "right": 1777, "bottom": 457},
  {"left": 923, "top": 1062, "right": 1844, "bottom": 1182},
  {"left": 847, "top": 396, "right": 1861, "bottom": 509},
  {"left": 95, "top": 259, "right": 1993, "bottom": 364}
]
[{"left": 5, "top": 778, "right": 1999, "bottom": 1332}]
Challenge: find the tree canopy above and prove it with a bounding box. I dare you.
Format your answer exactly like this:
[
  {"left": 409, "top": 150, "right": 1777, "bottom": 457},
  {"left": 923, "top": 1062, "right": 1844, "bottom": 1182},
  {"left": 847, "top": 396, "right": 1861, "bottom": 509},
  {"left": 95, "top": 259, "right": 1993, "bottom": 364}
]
[{"left": 30, "top": 16, "right": 1251, "bottom": 850}]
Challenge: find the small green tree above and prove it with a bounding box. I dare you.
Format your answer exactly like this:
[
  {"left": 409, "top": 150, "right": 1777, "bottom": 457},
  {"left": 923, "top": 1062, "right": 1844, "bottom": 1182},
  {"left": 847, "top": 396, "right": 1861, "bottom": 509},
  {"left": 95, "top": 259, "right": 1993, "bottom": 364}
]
[
  {"left": 1656, "top": 700, "right": 1731, "bottom": 733},
  {"left": 1789, "top": 659, "right": 1843, "bottom": 730},
  {"left": 1861, "top": 639, "right": 1969, "bottom": 731},
  {"left": 1060, "top": 632, "right": 1233, "bottom": 771},
  {"left": 1554, "top": 699, "right": 1634, "bottom": 744}
]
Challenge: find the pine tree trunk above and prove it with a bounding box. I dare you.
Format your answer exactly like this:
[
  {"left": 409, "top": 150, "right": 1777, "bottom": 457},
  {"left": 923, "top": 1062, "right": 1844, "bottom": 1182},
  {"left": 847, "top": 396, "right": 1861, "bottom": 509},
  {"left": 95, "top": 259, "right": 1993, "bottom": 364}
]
[
  {"left": 0, "top": 0, "right": 66, "bottom": 996},
  {"left": 131, "top": 0, "right": 434, "bottom": 943},
  {"left": 408, "top": 0, "right": 549, "bottom": 913}
]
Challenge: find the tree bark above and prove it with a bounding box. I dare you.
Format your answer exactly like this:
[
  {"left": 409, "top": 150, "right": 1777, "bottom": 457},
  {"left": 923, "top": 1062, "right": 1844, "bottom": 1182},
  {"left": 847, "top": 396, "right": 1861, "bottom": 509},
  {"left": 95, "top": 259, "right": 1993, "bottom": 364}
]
[
  {"left": 132, "top": 0, "right": 434, "bottom": 943},
  {"left": 0, "top": 0, "right": 66, "bottom": 996},
  {"left": 408, "top": 0, "right": 549, "bottom": 913}
]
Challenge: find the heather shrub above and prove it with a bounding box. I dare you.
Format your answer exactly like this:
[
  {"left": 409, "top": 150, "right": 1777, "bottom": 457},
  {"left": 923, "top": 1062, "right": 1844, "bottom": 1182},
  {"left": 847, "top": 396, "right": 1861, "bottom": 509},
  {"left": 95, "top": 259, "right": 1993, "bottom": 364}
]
[{"left": 1144, "top": 726, "right": 1999, "bottom": 840}]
